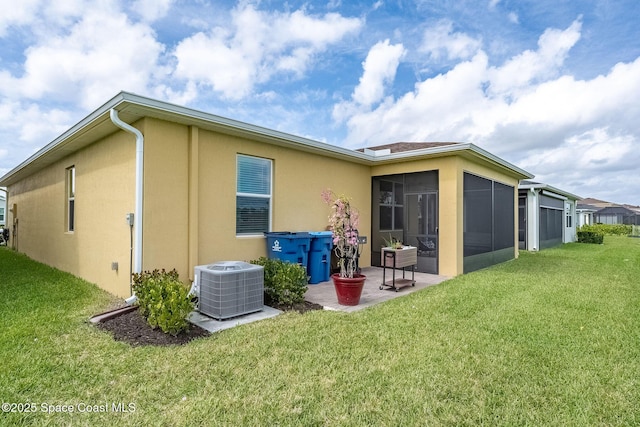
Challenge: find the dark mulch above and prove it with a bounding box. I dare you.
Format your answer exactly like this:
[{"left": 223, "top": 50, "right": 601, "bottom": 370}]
[
  {"left": 96, "top": 300, "right": 323, "bottom": 347},
  {"left": 269, "top": 300, "right": 324, "bottom": 314},
  {"left": 96, "top": 309, "right": 210, "bottom": 347}
]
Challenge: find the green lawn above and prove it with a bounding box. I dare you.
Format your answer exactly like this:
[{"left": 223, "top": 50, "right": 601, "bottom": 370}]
[{"left": 1, "top": 237, "right": 639, "bottom": 426}]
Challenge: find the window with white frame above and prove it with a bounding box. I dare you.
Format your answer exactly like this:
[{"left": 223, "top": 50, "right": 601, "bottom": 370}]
[
  {"left": 66, "top": 166, "right": 75, "bottom": 232},
  {"left": 236, "top": 155, "right": 272, "bottom": 235},
  {"left": 0, "top": 207, "right": 4, "bottom": 222}
]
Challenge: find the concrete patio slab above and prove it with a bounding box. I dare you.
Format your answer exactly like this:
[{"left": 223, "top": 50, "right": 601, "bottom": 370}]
[
  {"left": 186, "top": 267, "right": 449, "bottom": 332},
  {"left": 188, "top": 306, "right": 282, "bottom": 333},
  {"left": 305, "top": 267, "right": 449, "bottom": 312}
]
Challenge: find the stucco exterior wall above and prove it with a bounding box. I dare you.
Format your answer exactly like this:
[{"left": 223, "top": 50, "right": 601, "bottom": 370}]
[
  {"left": 193, "top": 125, "right": 372, "bottom": 278},
  {"left": 138, "top": 118, "right": 191, "bottom": 280},
  {"left": 137, "top": 119, "right": 371, "bottom": 284},
  {"left": 371, "top": 155, "right": 520, "bottom": 277},
  {"left": 6, "top": 130, "right": 136, "bottom": 297}
]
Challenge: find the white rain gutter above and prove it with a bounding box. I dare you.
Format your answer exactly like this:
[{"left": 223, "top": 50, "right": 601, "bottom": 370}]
[{"left": 109, "top": 109, "right": 143, "bottom": 297}]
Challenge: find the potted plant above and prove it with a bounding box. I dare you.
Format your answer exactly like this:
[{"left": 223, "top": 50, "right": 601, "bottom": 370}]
[
  {"left": 382, "top": 233, "right": 404, "bottom": 249},
  {"left": 321, "top": 189, "right": 366, "bottom": 305}
]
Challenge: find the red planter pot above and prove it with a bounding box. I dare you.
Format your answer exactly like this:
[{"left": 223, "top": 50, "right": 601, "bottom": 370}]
[{"left": 331, "top": 273, "right": 366, "bottom": 306}]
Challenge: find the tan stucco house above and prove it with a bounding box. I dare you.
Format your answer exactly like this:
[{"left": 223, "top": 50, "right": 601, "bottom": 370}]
[{"left": 0, "top": 92, "right": 533, "bottom": 298}]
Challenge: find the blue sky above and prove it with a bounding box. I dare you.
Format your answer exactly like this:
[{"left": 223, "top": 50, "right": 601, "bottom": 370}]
[{"left": 1, "top": 0, "right": 639, "bottom": 204}]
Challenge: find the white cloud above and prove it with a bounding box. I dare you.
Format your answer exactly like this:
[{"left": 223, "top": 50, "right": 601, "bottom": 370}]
[
  {"left": 339, "top": 52, "right": 493, "bottom": 146},
  {"left": 335, "top": 15, "right": 640, "bottom": 187},
  {"left": 420, "top": 20, "right": 482, "bottom": 61},
  {"left": 0, "top": 98, "right": 72, "bottom": 168},
  {"left": 508, "top": 12, "right": 519, "bottom": 24},
  {"left": 0, "top": 0, "right": 96, "bottom": 39},
  {"left": 0, "top": 0, "right": 40, "bottom": 36},
  {"left": 518, "top": 128, "right": 640, "bottom": 201},
  {"left": 131, "top": 0, "right": 174, "bottom": 22},
  {"left": 0, "top": 5, "right": 165, "bottom": 109},
  {"left": 353, "top": 40, "right": 406, "bottom": 107},
  {"left": 487, "top": 19, "right": 581, "bottom": 96},
  {"left": 519, "top": 128, "right": 637, "bottom": 174},
  {"left": 173, "top": 30, "right": 253, "bottom": 99},
  {"left": 172, "top": 3, "right": 362, "bottom": 100},
  {"left": 332, "top": 40, "right": 406, "bottom": 125},
  {"left": 497, "top": 56, "right": 640, "bottom": 144}
]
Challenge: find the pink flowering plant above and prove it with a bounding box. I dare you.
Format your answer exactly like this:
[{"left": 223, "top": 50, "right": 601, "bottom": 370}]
[{"left": 322, "top": 189, "right": 361, "bottom": 278}]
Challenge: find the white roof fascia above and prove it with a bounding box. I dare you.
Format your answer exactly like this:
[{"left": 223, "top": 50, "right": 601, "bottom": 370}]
[
  {"left": 541, "top": 190, "right": 568, "bottom": 201},
  {"left": 519, "top": 182, "right": 581, "bottom": 201},
  {"left": 371, "top": 142, "right": 534, "bottom": 179},
  {"left": 117, "top": 92, "right": 372, "bottom": 164},
  {"left": 0, "top": 92, "right": 371, "bottom": 185},
  {"left": 1, "top": 90, "right": 534, "bottom": 185}
]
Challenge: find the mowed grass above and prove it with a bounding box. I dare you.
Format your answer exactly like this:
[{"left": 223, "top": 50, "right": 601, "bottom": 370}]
[{"left": 1, "top": 237, "right": 639, "bottom": 426}]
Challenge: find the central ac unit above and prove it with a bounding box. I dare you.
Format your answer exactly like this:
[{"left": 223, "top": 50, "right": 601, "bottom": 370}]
[{"left": 194, "top": 261, "right": 264, "bottom": 320}]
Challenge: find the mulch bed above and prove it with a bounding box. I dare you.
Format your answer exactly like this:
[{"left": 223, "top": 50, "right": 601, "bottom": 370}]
[
  {"left": 96, "top": 300, "right": 324, "bottom": 347},
  {"left": 266, "top": 300, "right": 324, "bottom": 314},
  {"left": 262, "top": 292, "right": 325, "bottom": 314},
  {"left": 95, "top": 309, "right": 210, "bottom": 347}
]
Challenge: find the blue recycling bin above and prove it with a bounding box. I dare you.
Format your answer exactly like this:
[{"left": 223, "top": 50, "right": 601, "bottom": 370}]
[
  {"left": 264, "top": 232, "right": 311, "bottom": 267},
  {"left": 308, "top": 231, "right": 334, "bottom": 284}
]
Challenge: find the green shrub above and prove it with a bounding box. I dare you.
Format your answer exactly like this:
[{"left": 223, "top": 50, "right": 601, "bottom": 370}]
[
  {"left": 250, "top": 257, "right": 308, "bottom": 306},
  {"left": 581, "top": 224, "right": 632, "bottom": 236},
  {"left": 132, "top": 269, "right": 194, "bottom": 336},
  {"left": 577, "top": 231, "right": 604, "bottom": 244}
]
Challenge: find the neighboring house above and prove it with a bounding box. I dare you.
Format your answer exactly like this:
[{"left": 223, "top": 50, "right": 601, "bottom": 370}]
[
  {"left": 518, "top": 181, "right": 580, "bottom": 251},
  {"left": 576, "top": 203, "right": 598, "bottom": 228},
  {"left": 0, "top": 192, "right": 5, "bottom": 227},
  {"left": 0, "top": 92, "right": 533, "bottom": 298},
  {"left": 577, "top": 197, "right": 640, "bottom": 225},
  {"left": 594, "top": 205, "right": 640, "bottom": 225}
]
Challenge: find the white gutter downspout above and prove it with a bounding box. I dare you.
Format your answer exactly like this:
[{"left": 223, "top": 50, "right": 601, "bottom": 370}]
[
  {"left": 529, "top": 188, "right": 539, "bottom": 251},
  {"left": 109, "top": 109, "right": 143, "bottom": 302}
]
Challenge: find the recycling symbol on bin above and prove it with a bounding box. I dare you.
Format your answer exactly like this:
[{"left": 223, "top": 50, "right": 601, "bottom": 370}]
[{"left": 272, "top": 240, "right": 282, "bottom": 252}]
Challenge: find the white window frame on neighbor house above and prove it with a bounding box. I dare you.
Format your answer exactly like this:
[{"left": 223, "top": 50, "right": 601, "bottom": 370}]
[
  {"left": 236, "top": 154, "right": 272, "bottom": 236},
  {"left": 565, "top": 202, "right": 573, "bottom": 228},
  {"left": 66, "top": 166, "right": 75, "bottom": 232}
]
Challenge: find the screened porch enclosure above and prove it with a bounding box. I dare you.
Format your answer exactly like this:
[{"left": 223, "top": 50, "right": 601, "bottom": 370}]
[
  {"left": 463, "top": 173, "right": 515, "bottom": 273},
  {"left": 371, "top": 171, "right": 439, "bottom": 274},
  {"left": 538, "top": 194, "right": 564, "bottom": 249}
]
